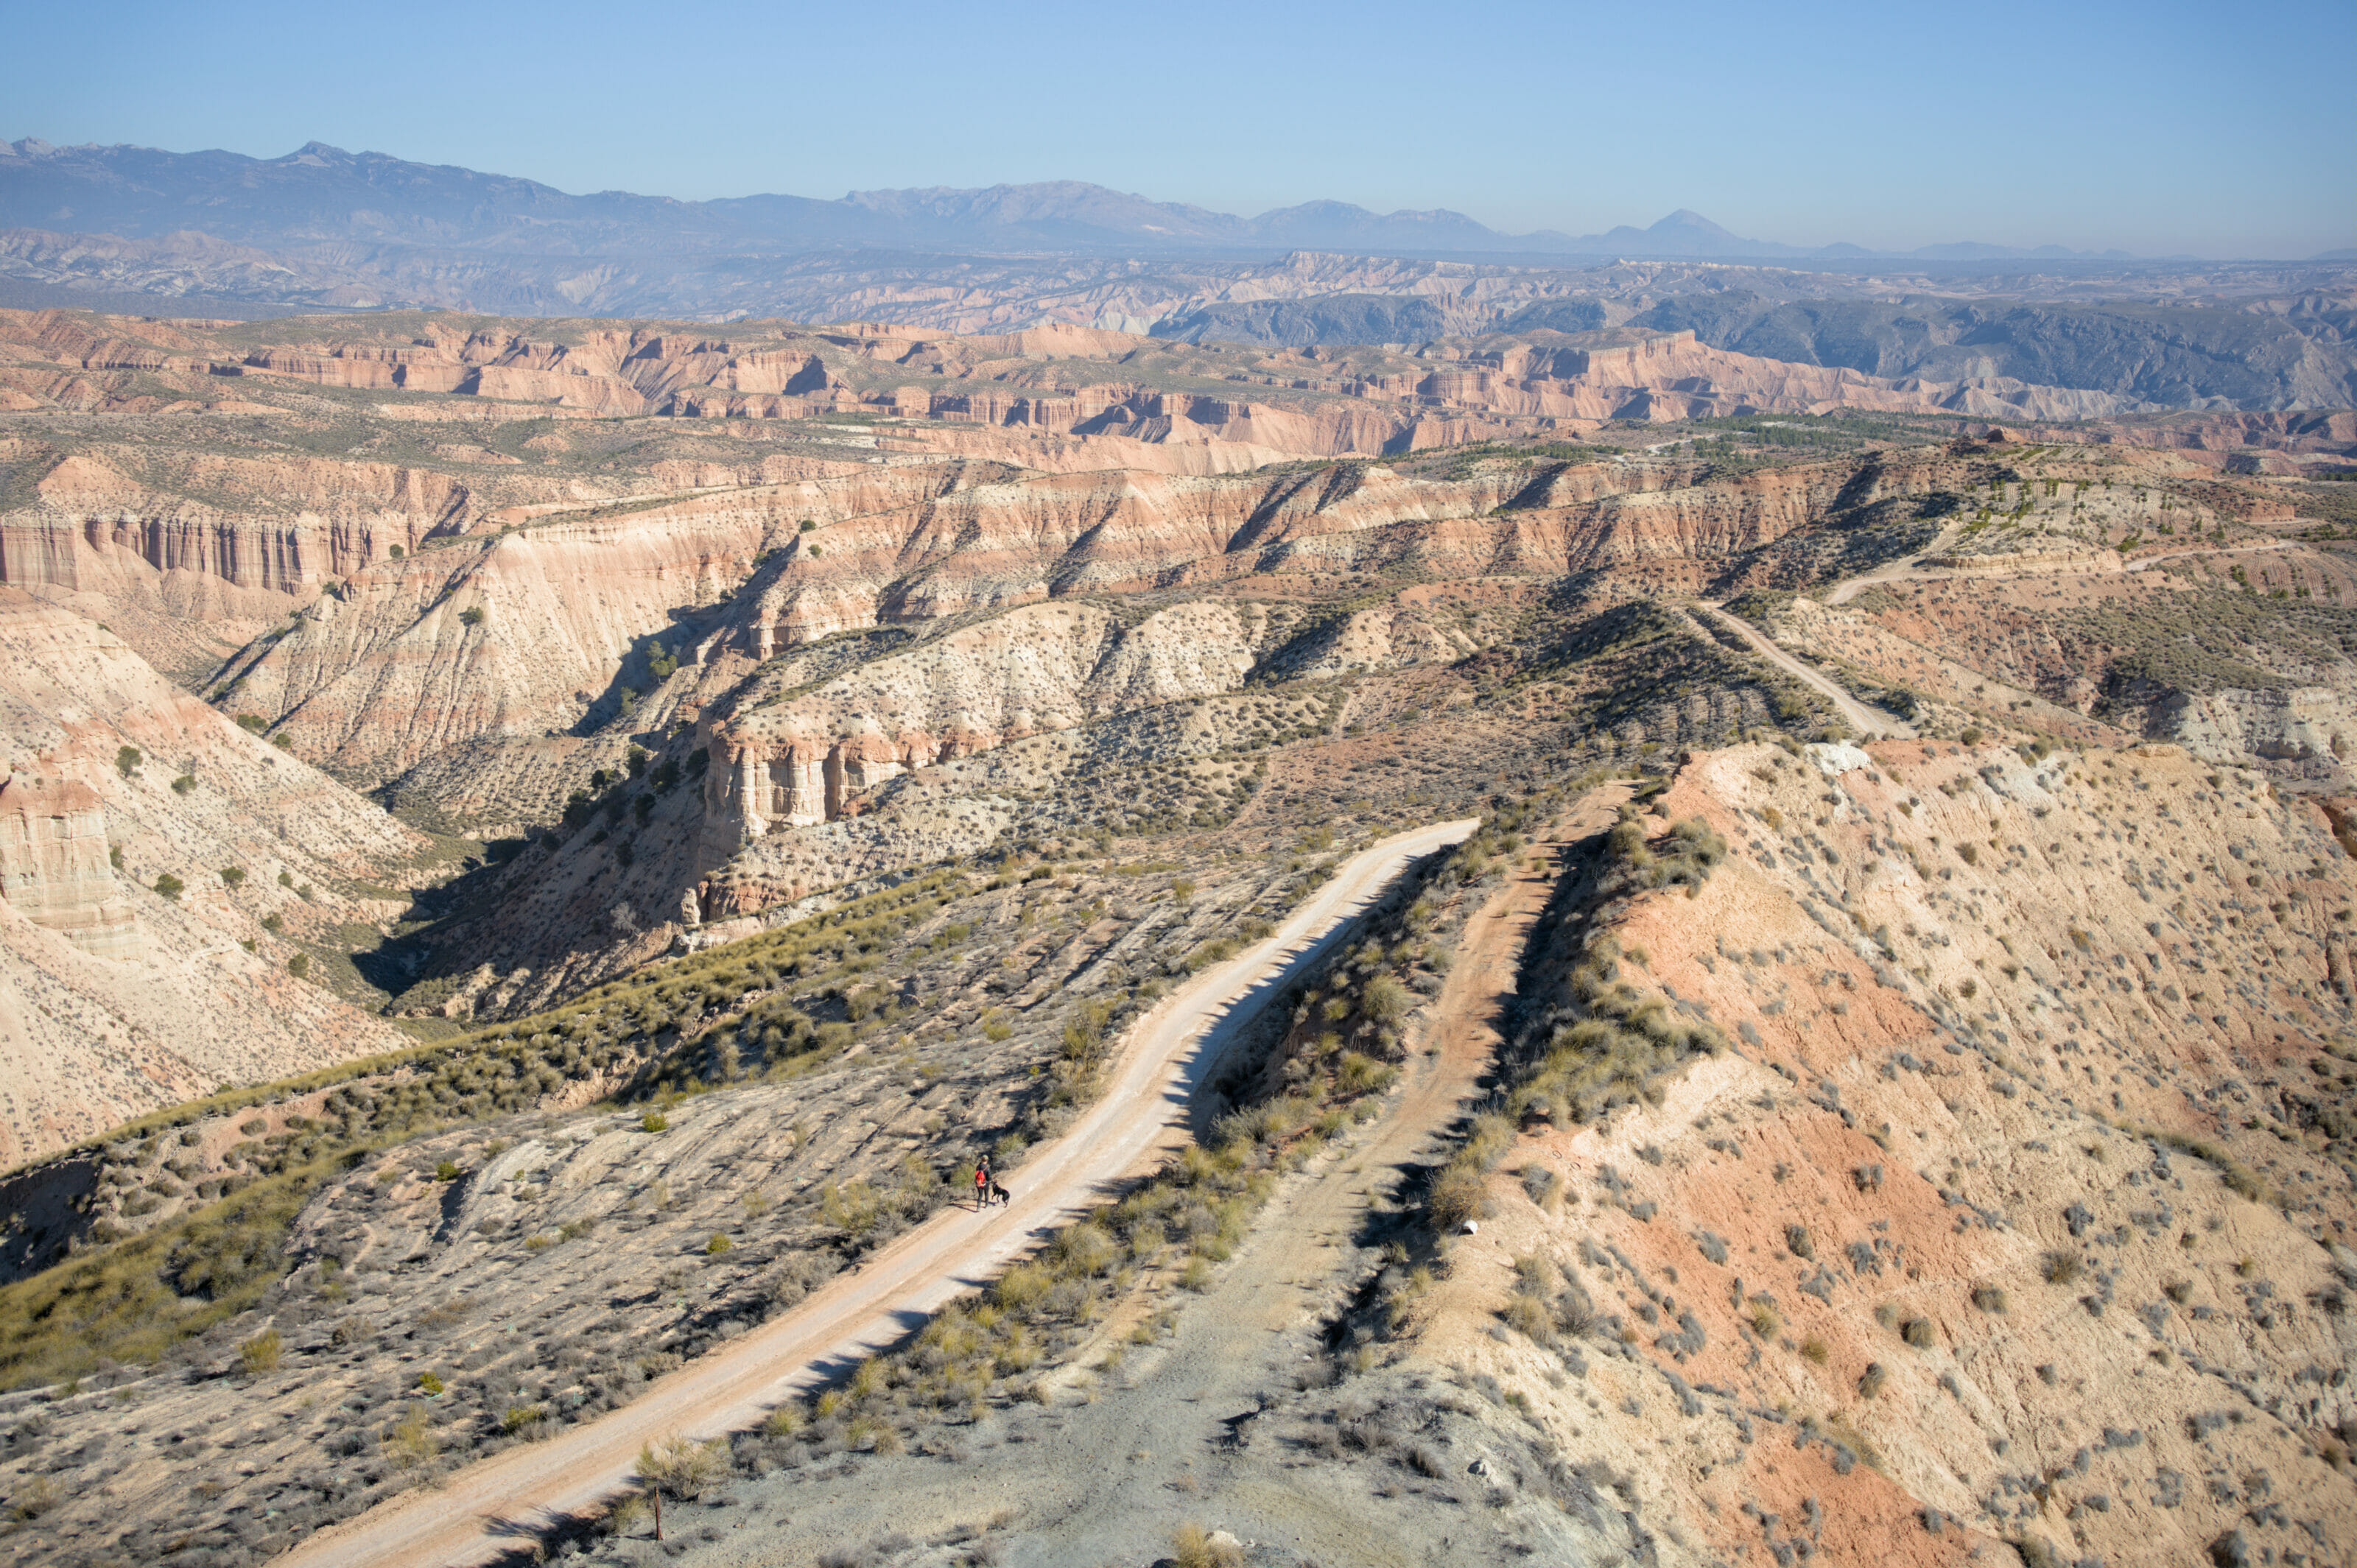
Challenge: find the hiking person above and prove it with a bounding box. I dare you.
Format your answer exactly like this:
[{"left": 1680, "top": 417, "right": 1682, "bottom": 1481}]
[{"left": 974, "top": 1155, "right": 991, "bottom": 1212}]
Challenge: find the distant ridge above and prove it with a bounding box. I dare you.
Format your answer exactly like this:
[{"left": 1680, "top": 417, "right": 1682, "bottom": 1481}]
[{"left": 0, "top": 136, "right": 2171, "bottom": 262}]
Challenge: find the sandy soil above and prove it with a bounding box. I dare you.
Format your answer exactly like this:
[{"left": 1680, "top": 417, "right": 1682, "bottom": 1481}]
[{"left": 276, "top": 818, "right": 1477, "bottom": 1568}]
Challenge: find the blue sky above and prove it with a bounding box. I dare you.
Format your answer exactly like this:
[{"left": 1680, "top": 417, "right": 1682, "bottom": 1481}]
[{"left": 3, "top": 0, "right": 2350, "bottom": 257}]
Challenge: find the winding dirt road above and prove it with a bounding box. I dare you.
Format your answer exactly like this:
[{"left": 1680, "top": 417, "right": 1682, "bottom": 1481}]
[
  {"left": 279, "top": 818, "right": 1478, "bottom": 1568},
  {"left": 1696, "top": 603, "right": 1917, "bottom": 739}
]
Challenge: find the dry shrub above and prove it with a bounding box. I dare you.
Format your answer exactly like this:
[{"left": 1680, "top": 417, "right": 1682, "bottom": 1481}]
[
  {"left": 637, "top": 1433, "right": 727, "bottom": 1498},
  {"left": 237, "top": 1327, "right": 281, "bottom": 1376},
  {"left": 1427, "top": 1164, "right": 1488, "bottom": 1232},
  {"left": 386, "top": 1403, "right": 439, "bottom": 1470},
  {"left": 1173, "top": 1522, "right": 1245, "bottom": 1568},
  {"left": 1502, "top": 1293, "right": 1553, "bottom": 1343}
]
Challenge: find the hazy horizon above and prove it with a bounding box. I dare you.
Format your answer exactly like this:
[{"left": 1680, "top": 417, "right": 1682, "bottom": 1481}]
[{"left": 4, "top": 0, "right": 2350, "bottom": 261}]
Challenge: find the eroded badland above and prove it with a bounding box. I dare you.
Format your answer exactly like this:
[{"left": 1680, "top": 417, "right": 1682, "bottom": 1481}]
[{"left": 0, "top": 298, "right": 2353, "bottom": 1568}]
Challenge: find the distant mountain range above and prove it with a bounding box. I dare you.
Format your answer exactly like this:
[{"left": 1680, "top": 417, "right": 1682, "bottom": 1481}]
[{"left": 0, "top": 137, "right": 2186, "bottom": 263}]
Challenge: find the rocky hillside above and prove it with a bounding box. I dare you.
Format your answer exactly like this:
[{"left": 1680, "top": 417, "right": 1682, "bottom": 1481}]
[
  {"left": 0, "top": 293, "right": 2350, "bottom": 1567},
  {"left": 0, "top": 591, "right": 434, "bottom": 1164},
  {"left": 1388, "top": 739, "right": 2357, "bottom": 1568}
]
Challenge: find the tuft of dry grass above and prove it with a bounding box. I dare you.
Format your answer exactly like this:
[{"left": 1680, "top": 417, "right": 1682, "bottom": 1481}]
[
  {"left": 1173, "top": 1522, "right": 1245, "bottom": 1568},
  {"left": 236, "top": 1328, "right": 281, "bottom": 1376}
]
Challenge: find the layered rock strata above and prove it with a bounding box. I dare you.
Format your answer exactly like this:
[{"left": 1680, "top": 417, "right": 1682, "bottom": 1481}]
[{"left": 0, "top": 777, "right": 134, "bottom": 959}]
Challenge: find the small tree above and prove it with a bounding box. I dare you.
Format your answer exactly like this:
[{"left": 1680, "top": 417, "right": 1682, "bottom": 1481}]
[
  {"left": 219, "top": 867, "right": 245, "bottom": 888},
  {"left": 637, "top": 1434, "right": 725, "bottom": 1500},
  {"left": 115, "top": 745, "right": 141, "bottom": 778},
  {"left": 458, "top": 607, "right": 485, "bottom": 627},
  {"left": 152, "top": 873, "right": 184, "bottom": 901}
]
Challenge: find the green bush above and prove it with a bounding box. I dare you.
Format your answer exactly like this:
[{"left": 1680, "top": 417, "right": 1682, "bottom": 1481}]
[
  {"left": 0, "top": 1163, "right": 323, "bottom": 1388},
  {"left": 115, "top": 746, "right": 141, "bottom": 778},
  {"left": 152, "top": 873, "right": 184, "bottom": 901},
  {"left": 1600, "top": 816, "right": 1727, "bottom": 898}
]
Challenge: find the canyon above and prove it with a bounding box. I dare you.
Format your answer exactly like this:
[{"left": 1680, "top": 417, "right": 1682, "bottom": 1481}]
[{"left": 0, "top": 296, "right": 2348, "bottom": 1568}]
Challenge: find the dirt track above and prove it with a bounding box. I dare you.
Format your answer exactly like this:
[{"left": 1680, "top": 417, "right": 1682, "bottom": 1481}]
[
  {"left": 277, "top": 818, "right": 1478, "bottom": 1568},
  {"left": 1696, "top": 603, "right": 1917, "bottom": 739},
  {"left": 581, "top": 785, "right": 1633, "bottom": 1567}
]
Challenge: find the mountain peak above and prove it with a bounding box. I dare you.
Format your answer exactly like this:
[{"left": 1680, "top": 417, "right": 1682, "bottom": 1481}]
[{"left": 1650, "top": 209, "right": 1740, "bottom": 238}]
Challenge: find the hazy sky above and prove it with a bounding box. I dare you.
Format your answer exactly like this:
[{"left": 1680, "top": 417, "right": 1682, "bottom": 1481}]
[{"left": 4, "top": 0, "right": 2350, "bottom": 257}]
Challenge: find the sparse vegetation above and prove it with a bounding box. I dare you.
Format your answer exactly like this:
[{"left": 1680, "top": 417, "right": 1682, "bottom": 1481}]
[{"left": 237, "top": 1327, "right": 281, "bottom": 1375}]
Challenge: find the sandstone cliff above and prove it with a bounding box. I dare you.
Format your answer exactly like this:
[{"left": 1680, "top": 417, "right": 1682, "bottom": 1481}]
[{"left": 0, "top": 778, "right": 134, "bottom": 960}]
